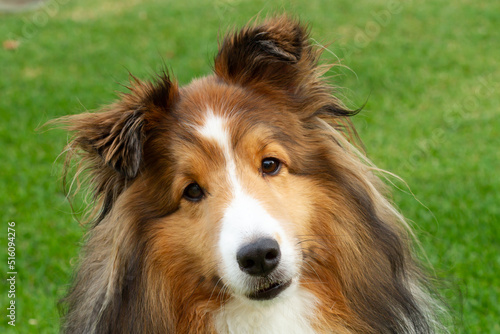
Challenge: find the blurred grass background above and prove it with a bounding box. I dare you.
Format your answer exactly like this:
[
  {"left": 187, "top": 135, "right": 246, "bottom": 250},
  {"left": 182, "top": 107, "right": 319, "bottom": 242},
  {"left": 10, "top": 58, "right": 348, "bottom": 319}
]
[{"left": 0, "top": 0, "right": 498, "bottom": 332}]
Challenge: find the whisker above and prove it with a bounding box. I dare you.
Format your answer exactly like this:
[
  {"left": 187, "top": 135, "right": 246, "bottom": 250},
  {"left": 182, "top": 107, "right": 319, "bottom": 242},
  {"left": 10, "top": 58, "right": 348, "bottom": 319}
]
[{"left": 207, "top": 275, "right": 225, "bottom": 307}]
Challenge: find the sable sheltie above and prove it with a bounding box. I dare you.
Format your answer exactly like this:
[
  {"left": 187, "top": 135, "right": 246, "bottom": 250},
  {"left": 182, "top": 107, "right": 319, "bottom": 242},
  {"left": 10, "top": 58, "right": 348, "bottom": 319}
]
[{"left": 58, "top": 16, "right": 444, "bottom": 334}]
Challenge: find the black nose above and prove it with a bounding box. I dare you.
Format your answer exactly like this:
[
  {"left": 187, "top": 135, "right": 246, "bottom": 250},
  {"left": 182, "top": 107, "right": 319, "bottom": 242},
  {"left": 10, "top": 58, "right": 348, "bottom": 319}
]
[{"left": 236, "top": 238, "right": 281, "bottom": 276}]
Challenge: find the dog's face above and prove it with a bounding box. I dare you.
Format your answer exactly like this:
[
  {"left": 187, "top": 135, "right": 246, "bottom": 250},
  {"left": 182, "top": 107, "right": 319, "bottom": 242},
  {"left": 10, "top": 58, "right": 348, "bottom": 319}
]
[{"left": 141, "top": 78, "right": 322, "bottom": 303}]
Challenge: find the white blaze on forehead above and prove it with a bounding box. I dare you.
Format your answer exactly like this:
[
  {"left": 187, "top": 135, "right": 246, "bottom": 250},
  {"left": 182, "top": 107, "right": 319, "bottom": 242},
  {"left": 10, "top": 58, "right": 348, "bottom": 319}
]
[
  {"left": 198, "top": 110, "right": 230, "bottom": 150},
  {"left": 198, "top": 109, "right": 242, "bottom": 193}
]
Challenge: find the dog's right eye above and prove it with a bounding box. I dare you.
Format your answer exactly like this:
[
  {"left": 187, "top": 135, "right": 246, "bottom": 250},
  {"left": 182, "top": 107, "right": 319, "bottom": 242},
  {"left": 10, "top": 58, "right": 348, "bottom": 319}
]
[
  {"left": 261, "top": 157, "right": 282, "bottom": 176},
  {"left": 183, "top": 183, "right": 204, "bottom": 202}
]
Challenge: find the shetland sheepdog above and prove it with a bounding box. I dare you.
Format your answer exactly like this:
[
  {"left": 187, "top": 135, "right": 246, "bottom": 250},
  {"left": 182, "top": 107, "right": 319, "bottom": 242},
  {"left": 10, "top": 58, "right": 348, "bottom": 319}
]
[{"left": 58, "top": 16, "right": 443, "bottom": 334}]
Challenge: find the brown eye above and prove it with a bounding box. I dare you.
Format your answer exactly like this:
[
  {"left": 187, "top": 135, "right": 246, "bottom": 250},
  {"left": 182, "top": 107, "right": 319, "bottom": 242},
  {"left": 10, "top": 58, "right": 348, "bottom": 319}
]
[
  {"left": 261, "top": 158, "right": 281, "bottom": 176},
  {"left": 183, "top": 183, "right": 204, "bottom": 202}
]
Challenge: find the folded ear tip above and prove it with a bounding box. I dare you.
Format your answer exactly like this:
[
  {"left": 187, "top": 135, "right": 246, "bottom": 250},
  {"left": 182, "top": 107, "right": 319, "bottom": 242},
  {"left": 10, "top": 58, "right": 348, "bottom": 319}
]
[
  {"left": 241, "top": 15, "right": 309, "bottom": 58},
  {"left": 214, "top": 15, "right": 314, "bottom": 87}
]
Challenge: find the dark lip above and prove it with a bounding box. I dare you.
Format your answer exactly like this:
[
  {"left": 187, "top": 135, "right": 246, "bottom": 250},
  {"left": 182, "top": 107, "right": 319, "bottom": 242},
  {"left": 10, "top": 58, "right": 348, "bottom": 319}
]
[{"left": 247, "top": 279, "right": 292, "bottom": 301}]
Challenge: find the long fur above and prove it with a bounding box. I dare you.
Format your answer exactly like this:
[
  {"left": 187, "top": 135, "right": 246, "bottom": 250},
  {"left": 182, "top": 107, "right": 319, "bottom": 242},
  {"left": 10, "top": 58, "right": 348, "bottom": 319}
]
[{"left": 57, "top": 16, "right": 444, "bottom": 333}]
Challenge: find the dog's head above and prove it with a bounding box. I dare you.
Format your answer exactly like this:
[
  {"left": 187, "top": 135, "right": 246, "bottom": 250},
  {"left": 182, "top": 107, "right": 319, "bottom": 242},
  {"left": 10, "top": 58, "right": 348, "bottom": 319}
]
[{"left": 61, "top": 16, "right": 437, "bottom": 334}]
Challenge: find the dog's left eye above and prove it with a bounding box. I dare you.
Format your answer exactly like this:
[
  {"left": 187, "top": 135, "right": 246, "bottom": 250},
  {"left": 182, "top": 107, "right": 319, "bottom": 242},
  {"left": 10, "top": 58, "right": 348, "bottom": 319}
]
[
  {"left": 183, "top": 183, "right": 204, "bottom": 202},
  {"left": 261, "top": 158, "right": 282, "bottom": 176}
]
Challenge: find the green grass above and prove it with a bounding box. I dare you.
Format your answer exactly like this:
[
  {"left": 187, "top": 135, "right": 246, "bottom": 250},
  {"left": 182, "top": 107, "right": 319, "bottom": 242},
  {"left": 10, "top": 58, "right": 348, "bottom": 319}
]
[{"left": 1, "top": 0, "right": 498, "bottom": 332}]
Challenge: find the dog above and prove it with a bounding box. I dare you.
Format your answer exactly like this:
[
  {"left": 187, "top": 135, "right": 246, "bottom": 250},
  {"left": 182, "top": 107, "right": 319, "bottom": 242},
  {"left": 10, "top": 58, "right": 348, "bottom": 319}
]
[{"left": 58, "top": 16, "right": 442, "bottom": 333}]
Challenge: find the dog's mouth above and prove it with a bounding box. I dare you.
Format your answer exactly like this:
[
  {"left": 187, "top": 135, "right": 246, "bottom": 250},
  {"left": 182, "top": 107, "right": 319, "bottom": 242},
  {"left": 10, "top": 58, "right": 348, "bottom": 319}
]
[{"left": 247, "top": 279, "right": 292, "bottom": 301}]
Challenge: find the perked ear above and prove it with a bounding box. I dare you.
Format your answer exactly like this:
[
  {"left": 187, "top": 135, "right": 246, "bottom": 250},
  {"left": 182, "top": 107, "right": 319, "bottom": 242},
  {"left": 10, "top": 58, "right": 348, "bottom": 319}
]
[
  {"left": 214, "top": 16, "right": 317, "bottom": 92},
  {"left": 64, "top": 74, "right": 177, "bottom": 180},
  {"left": 67, "top": 106, "right": 145, "bottom": 179},
  {"left": 55, "top": 74, "right": 178, "bottom": 224}
]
